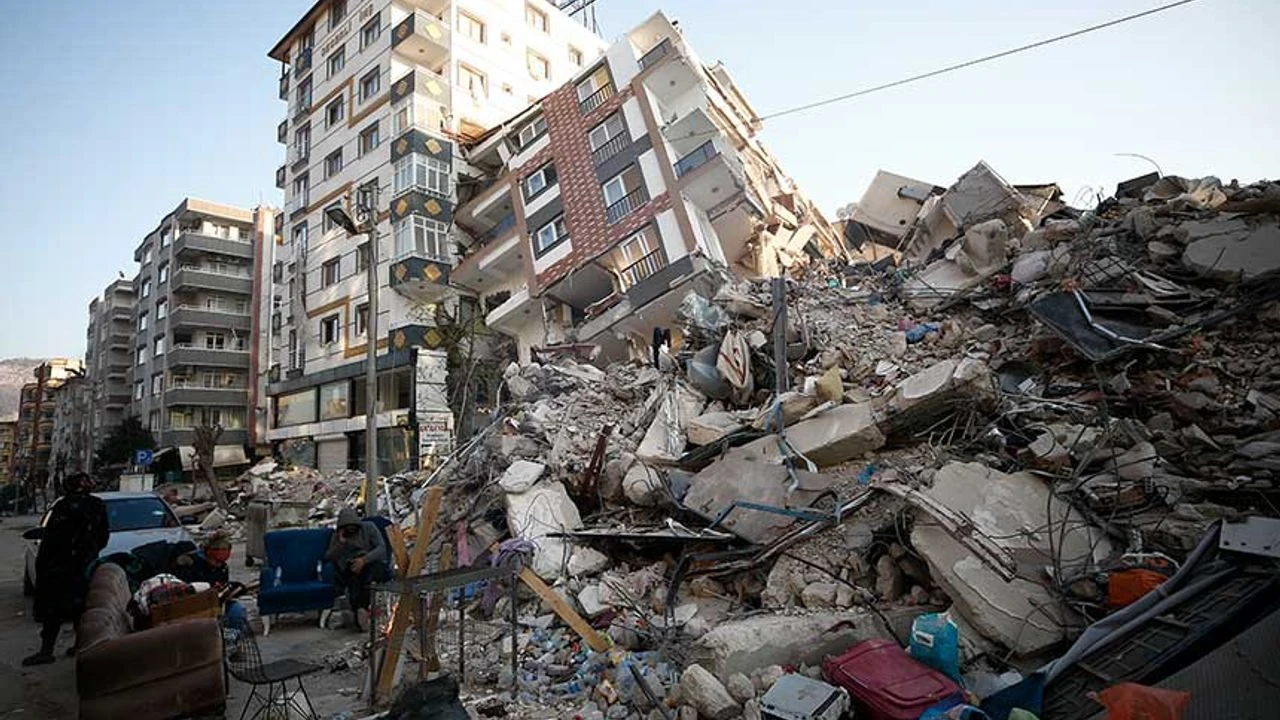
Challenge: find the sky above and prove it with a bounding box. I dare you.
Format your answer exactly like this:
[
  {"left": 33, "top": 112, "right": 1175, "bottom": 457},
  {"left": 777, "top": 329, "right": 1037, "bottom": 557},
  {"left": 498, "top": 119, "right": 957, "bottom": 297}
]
[{"left": 0, "top": 0, "right": 1276, "bottom": 359}]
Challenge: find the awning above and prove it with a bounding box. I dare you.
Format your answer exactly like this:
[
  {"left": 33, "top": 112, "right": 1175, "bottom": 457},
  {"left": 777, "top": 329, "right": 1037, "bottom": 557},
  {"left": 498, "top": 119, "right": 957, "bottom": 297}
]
[{"left": 179, "top": 445, "right": 250, "bottom": 471}]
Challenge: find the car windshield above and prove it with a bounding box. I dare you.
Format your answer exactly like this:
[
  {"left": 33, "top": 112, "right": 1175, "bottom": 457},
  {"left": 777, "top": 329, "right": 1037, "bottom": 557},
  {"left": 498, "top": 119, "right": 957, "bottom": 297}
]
[{"left": 105, "top": 497, "right": 177, "bottom": 532}]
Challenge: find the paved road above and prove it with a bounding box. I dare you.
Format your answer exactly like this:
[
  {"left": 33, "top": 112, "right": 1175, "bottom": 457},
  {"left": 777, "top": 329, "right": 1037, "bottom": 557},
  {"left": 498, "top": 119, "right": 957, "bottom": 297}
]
[{"left": 0, "top": 514, "right": 77, "bottom": 718}]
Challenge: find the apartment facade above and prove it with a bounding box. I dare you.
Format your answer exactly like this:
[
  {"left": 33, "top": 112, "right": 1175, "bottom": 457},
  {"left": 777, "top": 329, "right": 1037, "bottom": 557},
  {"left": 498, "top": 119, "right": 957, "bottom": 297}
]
[
  {"left": 85, "top": 279, "right": 137, "bottom": 464},
  {"left": 130, "top": 199, "right": 265, "bottom": 464},
  {"left": 50, "top": 374, "right": 92, "bottom": 476},
  {"left": 263, "top": 0, "right": 605, "bottom": 472},
  {"left": 0, "top": 421, "right": 16, "bottom": 485},
  {"left": 451, "top": 11, "right": 843, "bottom": 361},
  {"left": 10, "top": 359, "right": 84, "bottom": 488}
]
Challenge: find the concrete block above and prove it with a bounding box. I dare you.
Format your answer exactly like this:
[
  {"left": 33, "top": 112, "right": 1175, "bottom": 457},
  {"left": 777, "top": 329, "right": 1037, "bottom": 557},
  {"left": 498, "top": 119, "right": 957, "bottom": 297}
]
[
  {"left": 504, "top": 479, "right": 582, "bottom": 581},
  {"left": 692, "top": 611, "right": 894, "bottom": 682},
  {"left": 678, "top": 664, "right": 740, "bottom": 720},
  {"left": 498, "top": 460, "right": 546, "bottom": 493},
  {"left": 687, "top": 411, "right": 746, "bottom": 447},
  {"left": 879, "top": 357, "right": 991, "bottom": 436},
  {"left": 1182, "top": 217, "right": 1280, "bottom": 282},
  {"left": 623, "top": 463, "right": 666, "bottom": 506},
  {"left": 783, "top": 402, "right": 885, "bottom": 467}
]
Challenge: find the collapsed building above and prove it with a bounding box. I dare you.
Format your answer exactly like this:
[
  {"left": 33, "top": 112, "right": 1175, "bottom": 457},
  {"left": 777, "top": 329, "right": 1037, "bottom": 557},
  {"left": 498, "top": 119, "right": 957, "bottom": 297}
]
[{"left": 209, "top": 156, "right": 1280, "bottom": 720}]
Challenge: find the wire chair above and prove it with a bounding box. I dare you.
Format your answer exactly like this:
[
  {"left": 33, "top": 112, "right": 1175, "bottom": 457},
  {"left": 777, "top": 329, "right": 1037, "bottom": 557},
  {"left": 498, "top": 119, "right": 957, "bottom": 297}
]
[{"left": 223, "top": 618, "right": 323, "bottom": 720}]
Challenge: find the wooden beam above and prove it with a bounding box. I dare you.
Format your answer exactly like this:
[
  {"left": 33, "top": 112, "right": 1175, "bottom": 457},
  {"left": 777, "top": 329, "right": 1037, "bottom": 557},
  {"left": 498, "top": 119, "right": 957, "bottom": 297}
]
[
  {"left": 376, "top": 486, "right": 444, "bottom": 700},
  {"left": 386, "top": 525, "right": 410, "bottom": 578},
  {"left": 518, "top": 567, "right": 610, "bottom": 653}
]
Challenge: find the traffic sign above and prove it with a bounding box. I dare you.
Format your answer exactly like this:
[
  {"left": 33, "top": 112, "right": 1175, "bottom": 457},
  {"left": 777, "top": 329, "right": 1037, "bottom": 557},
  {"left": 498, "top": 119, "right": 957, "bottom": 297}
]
[{"left": 134, "top": 449, "right": 154, "bottom": 466}]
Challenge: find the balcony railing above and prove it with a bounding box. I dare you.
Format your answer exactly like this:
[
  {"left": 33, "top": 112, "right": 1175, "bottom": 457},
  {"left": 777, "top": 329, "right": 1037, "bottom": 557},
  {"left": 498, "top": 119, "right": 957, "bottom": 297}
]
[
  {"left": 675, "top": 140, "right": 720, "bottom": 178},
  {"left": 579, "top": 84, "right": 615, "bottom": 114},
  {"left": 617, "top": 249, "right": 664, "bottom": 290},
  {"left": 177, "top": 265, "right": 251, "bottom": 279},
  {"left": 479, "top": 213, "right": 516, "bottom": 244},
  {"left": 605, "top": 186, "right": 649, "bottom": 224},
  {"left": 591, "top": 133, "right": 628, "bottom": 167},
  {"left": 293, "top": 47, "right": 313, "bottom": 77},
  {"left": 638, "top": 38, "right": 673, "bottom": 71},
  {"left": 286, "top": 192, "right": 309, "bottom": 216},
  {"left": 289, "top": 140, "right": 310, "bottom": 166}
]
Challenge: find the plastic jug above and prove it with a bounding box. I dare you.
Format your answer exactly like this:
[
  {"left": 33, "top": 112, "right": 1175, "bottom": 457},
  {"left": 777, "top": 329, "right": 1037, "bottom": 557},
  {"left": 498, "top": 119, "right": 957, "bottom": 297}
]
[{"left": 910, "top": 612, "right": 961, "bottom": 682}]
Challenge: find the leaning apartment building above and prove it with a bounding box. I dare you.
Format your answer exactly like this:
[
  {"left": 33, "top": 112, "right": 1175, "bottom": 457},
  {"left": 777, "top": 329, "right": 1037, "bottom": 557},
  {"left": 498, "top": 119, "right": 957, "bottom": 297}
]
[
  {"left": 128, "top": 198, "right": 272, "bottom": 471},
  {"left": 260, "top": 3, "right": 840, "bottom": 473}
]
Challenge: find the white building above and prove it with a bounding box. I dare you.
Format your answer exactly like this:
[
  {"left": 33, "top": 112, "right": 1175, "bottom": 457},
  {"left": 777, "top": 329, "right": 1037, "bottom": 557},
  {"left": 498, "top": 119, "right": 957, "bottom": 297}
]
[{"left": 263, "top": 0, "right": 606, "bottom": 473}]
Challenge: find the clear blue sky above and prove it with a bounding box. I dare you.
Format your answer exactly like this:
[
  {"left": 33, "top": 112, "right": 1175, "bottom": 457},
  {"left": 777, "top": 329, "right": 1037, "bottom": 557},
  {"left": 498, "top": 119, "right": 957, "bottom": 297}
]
[{"left": 1, "top": 0, "right": 1276, "bottom": 358}]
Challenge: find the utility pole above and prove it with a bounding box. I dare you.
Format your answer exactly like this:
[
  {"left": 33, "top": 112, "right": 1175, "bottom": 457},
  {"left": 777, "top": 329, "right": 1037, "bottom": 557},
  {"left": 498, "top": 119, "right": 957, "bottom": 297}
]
[{"left": 359, "top": 180, "right": 380, "bottom": 516}]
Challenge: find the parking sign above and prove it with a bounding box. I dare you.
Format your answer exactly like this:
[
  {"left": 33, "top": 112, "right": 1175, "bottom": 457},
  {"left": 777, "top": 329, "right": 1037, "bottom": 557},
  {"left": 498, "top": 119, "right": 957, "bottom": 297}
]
[{"left": 134, "top": 449, "right": 154, "bottom": 466}]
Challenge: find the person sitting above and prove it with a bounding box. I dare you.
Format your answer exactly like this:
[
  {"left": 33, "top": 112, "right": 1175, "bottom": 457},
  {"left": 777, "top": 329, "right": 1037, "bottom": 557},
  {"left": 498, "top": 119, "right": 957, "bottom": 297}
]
[
  {"left": 325, "top": 508, "right": 387, "bottom": 631},
  {"left": 173, "top": 533, "right": 247, "bottom": 633}
]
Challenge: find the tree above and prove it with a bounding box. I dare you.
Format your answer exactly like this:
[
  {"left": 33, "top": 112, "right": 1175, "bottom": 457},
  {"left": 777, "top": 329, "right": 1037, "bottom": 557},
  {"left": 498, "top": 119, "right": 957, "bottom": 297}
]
[
  {"left": 192, "top": 424, "right": 229, "bottom": 510},
  {"left": 94, "top": 415, "right": 156, "bottom": 470}
]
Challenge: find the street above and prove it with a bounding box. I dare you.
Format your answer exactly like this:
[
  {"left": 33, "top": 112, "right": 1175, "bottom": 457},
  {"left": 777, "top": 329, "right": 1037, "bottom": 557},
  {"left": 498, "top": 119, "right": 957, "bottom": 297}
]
[{"left": 0, "top": 514, "right": 368, "bottom": 719}]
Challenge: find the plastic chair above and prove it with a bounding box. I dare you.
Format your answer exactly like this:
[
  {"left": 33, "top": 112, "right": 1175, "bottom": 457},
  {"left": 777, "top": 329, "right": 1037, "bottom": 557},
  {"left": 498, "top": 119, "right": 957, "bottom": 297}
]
[{"left": 223, "top": 618, "right": 322, "bottom": 720}]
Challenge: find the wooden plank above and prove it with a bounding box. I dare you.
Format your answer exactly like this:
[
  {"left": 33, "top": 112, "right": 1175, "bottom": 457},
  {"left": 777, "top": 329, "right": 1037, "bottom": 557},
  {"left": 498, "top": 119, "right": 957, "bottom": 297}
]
[
  {"left": 422, "top": 542, "right": 452, "bottom": 676},
  {"left": 386, "top": 525, "right": 410, "bottom": 577},
  {"left": 376, "top": 486, "right": 444, "bottom": 701},
  {"left": 518, "top": 567, "right": 609, "bottom": 653}
]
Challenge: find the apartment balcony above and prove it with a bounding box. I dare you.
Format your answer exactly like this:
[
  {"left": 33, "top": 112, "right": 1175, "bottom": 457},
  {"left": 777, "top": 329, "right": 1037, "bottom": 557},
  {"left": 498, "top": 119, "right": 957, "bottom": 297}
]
[
  {"left": 392, "top": 10, "right": 449, "bottom": 71},
  {"left": 289, "top": 139, "right": 310, "bottom": 170},
  {"left": 389, "top": 253, "right": 451, "bottom": 302},
  {"left": 168, "top": 345, "right": 251, "bottom": 369},
  {"left": 107, "top": 306, "right": 133, "bottom": 322},
  {"left": 643, "top": 53, "right": 701, "bottom": 117},
  {"left": 615, "top": 249, "right": 666, "bottom": 291},
  {"left": 173, "top": 231, "right": 254, "bottom": 260},
  {"left": 293, "top": 47, "right": 313, "bottom": 78},
  {"left": 606, "top": 186, "right": 650, "bottom": 225},
  {"left": 674, "top": 138, "right": 746, "bottom": 213},
  {"left": 390, "top": 68, "right": 451, "bottom": 115},
  {"left": 591, "top": 132, "right": 629, "bottom": 167},
  {"left": 278, "top": 74, "right": 289, "bottom": 101},
  {"left": 161, "top": 427, "right": 249, "bottom": 447},
  {"left": 397, "top": 0, "right": 450, "bottom": 15},
  {"left": 452, "top": 230, "right": 524, "bottom": 291},
  {"left": 485, "top": 286, "right": 537, "bottom": 335},
  {"left": 286, "top": 192, "right": 310, "bottom": 219},
  {"left": 638, "top": 38, "right": 675, "bottom": 72},
  {"left": 164, "top": 385, "right": 249, "bottom": 407},
  {"left": 388, "top": 323, "right": 447, "bottom": 353},
  {"left": 579, "top": 83, "right": 616, "bottom": 114},
  {"left": 277, "top": 120, "right": 288, "bottom": 143},
  {"left": 172, "top": 267, "right": 253, "bottom": 295},
  {"left": 168, "top": 306, "right": 252, "bottom": 332},
  {"left": 276, "top": 165, "right": 287, "bottom": 189}
]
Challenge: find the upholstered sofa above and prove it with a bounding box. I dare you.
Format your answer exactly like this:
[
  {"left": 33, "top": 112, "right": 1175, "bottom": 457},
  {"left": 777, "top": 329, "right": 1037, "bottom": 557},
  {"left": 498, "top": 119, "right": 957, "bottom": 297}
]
[{"left": 76, "top": 563, "right": 225, "bottom": 720}]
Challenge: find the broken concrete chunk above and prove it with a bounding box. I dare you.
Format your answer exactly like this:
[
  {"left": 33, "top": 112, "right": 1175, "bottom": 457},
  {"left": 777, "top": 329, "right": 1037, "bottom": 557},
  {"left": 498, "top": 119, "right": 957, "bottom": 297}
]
[
  {"left": 1107, "top": 441, "right": 1159, "bottom": 481},
  {"left": 497, "top": 460, "right": 546, "bottom": 493},
  {"left": 880, "top": 357, "right": 991, "bottom": 436},
  {"left": 726, "top": 673, "right": 756, "bottom": 705},
  {"left": 800, "top": 582, "right": 839, "bottom": 609},
  {"left": 874, "top": 554, "right": 905, "bottom": 600},
  {"left": 678, "top": 664, "right": 740, "bottom": 720},
  {"left": 814, "top": 367, "right": 844, "bottom": 404},
  {"left": 567, "top": 547, "right": 611, "bottom": 577},
  {"left": 1181, "top": 217, "right": 1280, "bottom": 282},
  {"left": 778, "top": 402, "right": 885, "bottom": 467},
  {"left": 504, "top": 479, "right": 582, "bottom": 581},
  {"left": 636, "top": 382, "right": 707, "bottom": 465},
  {"left": 752, "top": 392, "right": 820, "bottom": 431},
  {"left": 623, "top": 463, "right": 666, "bottom": 507},
  {"left": 687, "top": 412, "right": 747, "bottom": 447},
  {"left": 692, "top": 611, "right": 892, "bottom": 681}
]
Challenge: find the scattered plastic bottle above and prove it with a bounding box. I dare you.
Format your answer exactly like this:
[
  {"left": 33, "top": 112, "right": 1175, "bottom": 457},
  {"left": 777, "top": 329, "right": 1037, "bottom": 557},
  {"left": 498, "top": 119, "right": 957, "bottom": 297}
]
[
  {"left": 315, "top": 560, "right": 323, "bottom": 581},
  {"left": 274, "top": 566, "right": 283, "bottom": 587}
]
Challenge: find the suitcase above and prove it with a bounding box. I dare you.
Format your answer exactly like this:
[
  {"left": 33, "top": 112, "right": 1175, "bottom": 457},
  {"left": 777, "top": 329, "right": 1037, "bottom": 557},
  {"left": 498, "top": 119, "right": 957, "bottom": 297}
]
[{"left": 821, "top": 638, "right": 961, "bottom": 720}]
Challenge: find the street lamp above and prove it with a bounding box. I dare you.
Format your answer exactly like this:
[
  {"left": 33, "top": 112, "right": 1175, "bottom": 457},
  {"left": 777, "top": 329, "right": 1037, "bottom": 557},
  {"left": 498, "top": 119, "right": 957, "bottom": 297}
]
[{"left": 327, "top": 180, "right": 380, "bottom": 516}]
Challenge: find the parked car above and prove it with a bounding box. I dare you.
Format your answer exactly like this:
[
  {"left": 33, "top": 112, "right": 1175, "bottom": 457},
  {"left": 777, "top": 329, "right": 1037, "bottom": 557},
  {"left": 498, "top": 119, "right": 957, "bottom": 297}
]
[{"left": 23, "top": 491, "right": 195, "bottom": 596}]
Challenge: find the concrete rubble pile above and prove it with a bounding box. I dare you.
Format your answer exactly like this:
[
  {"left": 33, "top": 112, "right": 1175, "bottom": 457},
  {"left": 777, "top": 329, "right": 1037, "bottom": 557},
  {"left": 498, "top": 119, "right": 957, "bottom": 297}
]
[{"left": 241, "top": 164, "right": 1280, "bottom": 719}]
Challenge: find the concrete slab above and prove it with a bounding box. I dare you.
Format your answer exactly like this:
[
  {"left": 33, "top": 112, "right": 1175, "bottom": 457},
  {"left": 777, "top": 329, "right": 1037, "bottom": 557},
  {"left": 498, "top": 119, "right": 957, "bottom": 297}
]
[
  {"left": 691, "top": 611, "right": 895, "bottom": 682},
  {"left": 1181, "top": 218, "right": 1280, "bottom": 282},
  {"left": 688, "top": 411, "right": 747, "bottom": 447},
  {"left": 504, "top": 479, "right": 582, "bottom": 581}
]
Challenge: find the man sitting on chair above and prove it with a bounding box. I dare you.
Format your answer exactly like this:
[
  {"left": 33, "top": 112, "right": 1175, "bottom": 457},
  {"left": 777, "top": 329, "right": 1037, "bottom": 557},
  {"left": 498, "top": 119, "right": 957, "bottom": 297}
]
[{"left": 325, "top": 508, "right": 387, "bottom": 631}]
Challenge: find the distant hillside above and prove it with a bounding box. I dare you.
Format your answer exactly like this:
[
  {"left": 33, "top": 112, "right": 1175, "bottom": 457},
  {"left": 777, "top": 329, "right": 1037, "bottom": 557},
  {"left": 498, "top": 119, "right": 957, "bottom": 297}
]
[{"left": 0, "top": 358, "right": 44, "bottom": 422}]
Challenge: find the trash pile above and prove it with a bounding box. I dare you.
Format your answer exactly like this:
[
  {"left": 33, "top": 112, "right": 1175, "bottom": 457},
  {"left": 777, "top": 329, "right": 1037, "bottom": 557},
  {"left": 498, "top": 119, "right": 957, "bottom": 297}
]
[{"left": 248, "top": 164, "right": 1280, "bottom": 720}]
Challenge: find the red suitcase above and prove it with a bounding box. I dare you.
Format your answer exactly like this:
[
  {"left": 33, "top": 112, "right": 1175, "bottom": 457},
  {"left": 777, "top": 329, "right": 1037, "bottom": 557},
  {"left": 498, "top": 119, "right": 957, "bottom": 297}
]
[{"left": 821, "top": 638, "right": 961, "bottom": 720}]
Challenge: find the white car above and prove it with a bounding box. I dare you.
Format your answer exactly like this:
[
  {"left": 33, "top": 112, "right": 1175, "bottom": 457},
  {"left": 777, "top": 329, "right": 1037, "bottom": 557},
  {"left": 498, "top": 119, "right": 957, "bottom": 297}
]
[{"left": 23, "top": 491, "right": 195, "bottom": 595}]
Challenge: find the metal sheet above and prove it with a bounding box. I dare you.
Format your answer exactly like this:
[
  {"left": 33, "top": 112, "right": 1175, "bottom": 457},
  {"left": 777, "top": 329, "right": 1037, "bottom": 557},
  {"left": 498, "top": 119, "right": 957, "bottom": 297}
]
[{"left": 1219, "top": 516, "right": 1280, "bottom": 559}]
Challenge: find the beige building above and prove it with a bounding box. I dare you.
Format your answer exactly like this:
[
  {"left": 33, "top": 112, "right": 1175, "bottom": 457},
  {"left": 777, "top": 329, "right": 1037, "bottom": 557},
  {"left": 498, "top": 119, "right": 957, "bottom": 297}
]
[{"left": 0, "top": 421, "right": 16, "bottom": 485}]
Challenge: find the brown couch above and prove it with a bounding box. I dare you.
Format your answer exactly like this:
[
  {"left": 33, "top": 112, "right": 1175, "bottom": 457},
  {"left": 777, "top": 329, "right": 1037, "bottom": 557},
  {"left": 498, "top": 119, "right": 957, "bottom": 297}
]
[{"left": 76, "top": 563, "right": 226, "bottom": 720}]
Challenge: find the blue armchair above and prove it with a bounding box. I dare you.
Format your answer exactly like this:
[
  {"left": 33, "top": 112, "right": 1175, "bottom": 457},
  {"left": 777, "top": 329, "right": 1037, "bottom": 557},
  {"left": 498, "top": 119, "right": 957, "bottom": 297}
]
[{"left": 257, "top": 528, "right": 338, "bottom": 635}]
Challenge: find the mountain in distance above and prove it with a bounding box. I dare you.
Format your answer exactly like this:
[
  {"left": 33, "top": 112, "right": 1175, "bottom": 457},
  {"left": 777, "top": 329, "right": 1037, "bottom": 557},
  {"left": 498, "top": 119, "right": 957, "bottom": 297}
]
[{"left": 0, "top": 358, "right": 45, "bottom": 422}]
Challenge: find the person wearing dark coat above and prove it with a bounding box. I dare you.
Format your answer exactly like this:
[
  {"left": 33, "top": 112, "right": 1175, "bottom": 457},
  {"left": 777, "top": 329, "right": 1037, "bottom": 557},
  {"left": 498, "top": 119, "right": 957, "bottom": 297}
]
[
  {"left": 24, "top": 473, "right": 109, "bottom": 666},
  {"left": 325, "top": 507, "right": 387, "bottom": 629}
]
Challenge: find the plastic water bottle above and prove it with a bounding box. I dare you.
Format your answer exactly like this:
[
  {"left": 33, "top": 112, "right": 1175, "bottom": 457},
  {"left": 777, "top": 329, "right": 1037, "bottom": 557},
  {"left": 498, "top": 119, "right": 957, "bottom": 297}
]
[
  {"left": 274, "top": 566, "right": 283, "bottom": 587},
  {"left": 316, "top": 561, "right": 322, "bottom": 581}
]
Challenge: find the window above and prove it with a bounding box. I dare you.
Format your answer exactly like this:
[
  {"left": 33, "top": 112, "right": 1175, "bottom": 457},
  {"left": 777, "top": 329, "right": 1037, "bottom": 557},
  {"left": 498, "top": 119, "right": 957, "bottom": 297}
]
[
  {"left": 577, "top": 65, "right": 612, "bottom": 104},
  {"left": 134, "top": 381, "right": 144, "bottom": 401},
  {"left": 293, "top": 123, "right": 311, "bottom": 160},
  {"left": 360, "top": 13, "right": 382, "bottom": 49},
  {"left": 588, "top": 113, "right": 625, "bottom": 150},
  {"left": 277, "top": 388, "right": 317, "bottom": 426},
  {"left": 322, "top": 258, "right": 340, "bottom": 287},
  {"left": 287, "top": 329, "right": 299, "bottom": 369},
  {"left": 156, "top": 297, "right": 167, "bottom": 320},
  {"left": 292, "top": 223, "right": 309, "bottom": 254},
  {"left": 326, "top": 96, "right": 345, "bottom": 127},
  {"left": 148, "top": 410, "right": 160, "bottom": 430},
  {"left": 138, "top": 312, "right": 148, "bottom": 333},
  {"left": 321, "top": 314, "right": 341, "bottom": 345},
  {"left": 527, "top": 51, "right": 549, "bottom": 81},
  {"left": 142, "top": 246, "right": 153, "bottom": 264},
  {"left": 320, "top": 381, "right": 350, "bottom": 420},
  {"left": 459, "top": 65, "right": 486, "bottom": 98},
  {"left": 136, "top": 346, "right": 146, "bottom": 366},
  {"left": 354, "top": 303, "right": 369, "bottom": 337},
  {"left": 393, "top": 216, "right": 450, "bottom": 261},
  {"left": 141, "top": 278, "right": 152, "bottom": 299},
  {"left": 329, "top": 0, "right": 347, "bottom": 28},
  {"left": 325, "top": 149, "right": 343, "bottom": 178},
  {"left": 569, "top": 46, "right": 584, "bottom": 67},
  {"left": 393, "top": 153, "right": 450, "bottom": 197},
  {"left": 151, "top": 374, "right": 163, "bottom": 397},
  {"left": 154, "top": 336, "right": 165, "bottom": 355},
  {"left": 205, "top": 332, "right": 227, "bottom": 350},
  {"left": 355, "top": 243, "right": 369, "bottom": 274},
  {"left": 158, "top": 263, "right": 169, "bottom": 284},
  {"left": 523, "top": 163, "right": 557, "bottom": 200},
  {"left": 293, "top": 172, "right": 310, "bottom": 206},
  {"left": 360, "top": 68, "right": 380, "bottom": 102},
  {"left": 296, "top": 77, "right": 313, "bottom": 111},
  {"left": 526, "top": 4, "right": 548, "bottom": 32},
  {"left": 459, "top": 12, "right": 485, "bottom": 43},
  {"left": 515, "top": 116, "right": 547, "bottom": 149},
  {"left": 328, "top": 47, "right": 345, "bottom": 78},
  {"left": 359, "top": 122, "right": 380, "bottom": 155},
  {"left": 534, "top": 215, "right": 568, "bottom": 254}
]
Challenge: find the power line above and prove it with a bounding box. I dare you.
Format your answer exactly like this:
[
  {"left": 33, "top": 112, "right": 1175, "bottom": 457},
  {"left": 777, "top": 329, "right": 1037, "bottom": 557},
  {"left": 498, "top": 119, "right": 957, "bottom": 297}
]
[{"left": 760, "top": 0, "right": 1202, "bottom": 122}]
